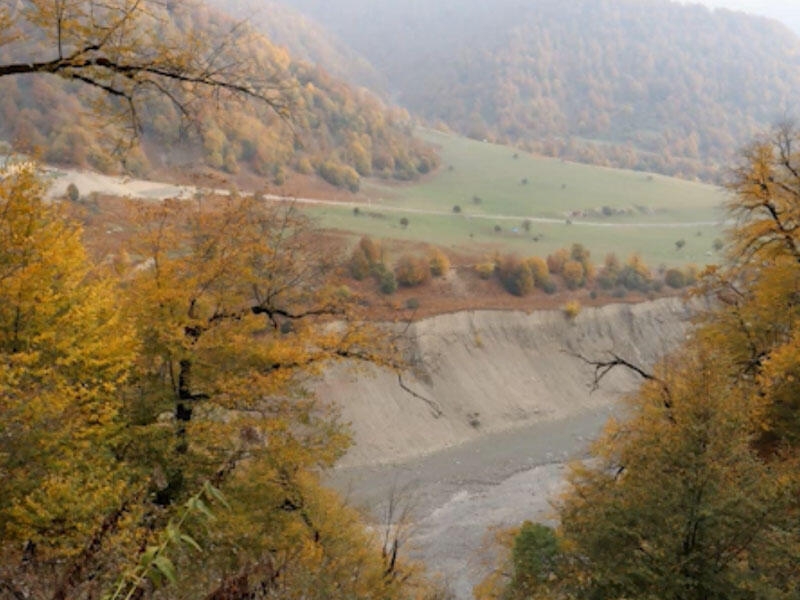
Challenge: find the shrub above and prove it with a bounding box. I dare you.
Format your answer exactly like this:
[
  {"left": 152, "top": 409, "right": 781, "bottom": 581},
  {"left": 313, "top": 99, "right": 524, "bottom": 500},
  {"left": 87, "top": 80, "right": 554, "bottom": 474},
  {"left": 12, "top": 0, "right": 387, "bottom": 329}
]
[
  {"left": 498, "top": 255, "right": 534, "bottom": 296},
  {"left": 540, "top": 279, "right": 558, "bottom": 294},
  {"left": 562, "top": 260, "right": 585, "bottom": 289},
  {"left": 372, "top": 264, "right": 397, "bottom": 295},
  {"left": 526, "top": 256, "right": 550, "bottom": 287},
  {"left": 612, "top": 287, "right": 628, "bottom": 298},
  {"left": 400, "top": 216, "right": 409, "bottom": 228},
  {"left": 494, "top": 224, "right": 502, "bottom": 233},
  {"left": 475, "top": 260, "right": 496, "bottom": 280},
  {"left": 664, "top": 268, "right": 687, "bottom": 289},
  {"left": 597, "top": 273, "right": 615, "bottom": 290},
  {"left": 504, "top": 521, "right": 559, "bottom": 597},
  {"left": 66, "top": 182, "right": 80, "bottom": 202},
  {"left": 348, "top": 246, "right": 371, "bottom": 280},
  {"left": 571, "top": 243, "right": 591, "bottom": 265},
  {"left": 598, "top": 252, "right": 620, "bottom": 288},
  {"left": 318, "top": 160, "right": 360, "bottom": 192},
  {"left": 472, "top": 195, "right": 482, "bottom": 205},
  {"left": 713, "top": 238, "right": 724, "bottom": 251},
  {"left": 618, "top": 266, "right": 651, "bottom": 292},
  {"left": 452, "top": 204, "right": 462, "bottom": 213},
  {"left": 547, "top": 248, "right": 570, "bottom": 274},
  {"left": 428, "top": 249, "right": 450, "bottom": 277},
  {"left": 295, "top": 156, "right": 314, "bottom": 175},
  {"left": 675, "top": 239, "right": 686, "bottom": 250},
  {"left": 395, "top": 255, "right": 431, "bottom": 287},
  {"left": 684, "top": 264, "right": 699, "bottom": 285},
  {"left": 359, "top": 236, "right": 382, "bottom": 265},
  {"left": 405, "top": 297, "right": 420, "bottom": 310},
  {"left": 563, "top": 300, "right": 582, "bottom": 320},
  {"left": 273, "top": 166, "right": 286, "bottom": 186}
]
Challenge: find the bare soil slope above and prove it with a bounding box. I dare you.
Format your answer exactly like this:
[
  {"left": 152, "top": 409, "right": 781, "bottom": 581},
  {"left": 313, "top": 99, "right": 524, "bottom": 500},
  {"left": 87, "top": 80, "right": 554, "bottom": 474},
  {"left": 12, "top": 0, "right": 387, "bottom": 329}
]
[{"left": 317, "top": 297, "right": 695, "bottom": 468}]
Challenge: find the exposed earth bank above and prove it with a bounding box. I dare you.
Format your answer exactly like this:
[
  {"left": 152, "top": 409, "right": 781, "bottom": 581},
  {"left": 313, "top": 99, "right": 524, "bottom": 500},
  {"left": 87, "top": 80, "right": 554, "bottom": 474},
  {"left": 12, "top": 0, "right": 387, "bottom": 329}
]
[
  {"left": 318, "top": 297, "right": 698, "bottom": 598},
  {"left": 319, "top": 297, "right": 696, "bottom": 468}
]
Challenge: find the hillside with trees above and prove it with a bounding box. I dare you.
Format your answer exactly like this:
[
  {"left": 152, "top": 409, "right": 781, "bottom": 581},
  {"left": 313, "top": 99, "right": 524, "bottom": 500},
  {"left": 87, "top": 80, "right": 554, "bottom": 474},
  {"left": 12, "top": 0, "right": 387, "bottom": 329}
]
[
  {"left": 476, "top": 125, "right": 800, "bottom": 599},
  {"left": 276, "top": 0, "right": 800, "bottom": 180},
  {"left": 0, "top": 0, "right": 437, "bottom": 188}
]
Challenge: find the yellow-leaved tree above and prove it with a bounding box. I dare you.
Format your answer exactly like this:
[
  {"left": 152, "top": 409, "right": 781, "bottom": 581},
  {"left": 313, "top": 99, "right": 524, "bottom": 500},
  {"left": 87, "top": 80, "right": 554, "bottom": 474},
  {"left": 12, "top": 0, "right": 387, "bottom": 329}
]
[
  {"left": 0, "top": 163, "right": 138, "bottom": 562},
  {"left": 0, "top": 166, "right": 438, "bottom": 599},
  {"left": 480, "top": 124, "right": 800, "bottom": 600}
]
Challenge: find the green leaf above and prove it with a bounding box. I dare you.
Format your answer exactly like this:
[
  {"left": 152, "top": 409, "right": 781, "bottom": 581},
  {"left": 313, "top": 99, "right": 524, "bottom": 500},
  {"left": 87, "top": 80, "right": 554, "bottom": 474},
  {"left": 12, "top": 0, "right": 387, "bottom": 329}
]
[
  {"left": 180, "top": 533, "right": 203, "bottom": 553},
  {"left": 152, "top": 555, "right": 177, "bottom": 585},
  {"left": 138, "top": 545, "right": 159, "bottom": 568},
  {"left": 186, "top": 496, "right": 215, "bottom": 521},
  {"left": 165, "top": 522, "right": 180, "bottom": 545},
  {"left": 203, "top": 481, "right": 230, "bottom": 509}
]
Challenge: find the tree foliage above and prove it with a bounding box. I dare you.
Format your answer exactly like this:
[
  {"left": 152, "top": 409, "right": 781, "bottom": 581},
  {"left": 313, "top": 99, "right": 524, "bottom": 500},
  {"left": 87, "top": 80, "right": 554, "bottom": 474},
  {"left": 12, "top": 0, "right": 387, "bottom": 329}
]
[
  {"left": 0, "top": 0, "right": 438, "bottom": 183},
  {"left": 0, "top": 164, "right": 433, "bottom": 599},
  {"left": 283, "top": 0, "right": 800, "bottom": 180},
  {"left": 485, "top": 125, "right": 800, "bottom": 599}
]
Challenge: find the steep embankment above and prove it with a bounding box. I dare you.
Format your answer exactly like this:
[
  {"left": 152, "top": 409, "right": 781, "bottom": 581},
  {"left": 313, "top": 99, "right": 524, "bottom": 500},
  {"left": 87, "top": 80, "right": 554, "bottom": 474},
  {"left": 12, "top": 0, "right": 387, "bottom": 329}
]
[{"left": 317, "top": 297, "right": 695, "bottom": 468}]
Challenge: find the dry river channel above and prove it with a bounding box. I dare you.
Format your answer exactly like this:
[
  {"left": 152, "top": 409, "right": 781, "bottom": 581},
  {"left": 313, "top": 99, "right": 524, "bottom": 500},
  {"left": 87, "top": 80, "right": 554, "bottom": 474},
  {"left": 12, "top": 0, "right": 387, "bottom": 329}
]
[
  {"left": 315, "top": 298, "right": 699, "bottom": 599},
  {"left": 325, "top": 407, "right": 615, "bottom": 599}
]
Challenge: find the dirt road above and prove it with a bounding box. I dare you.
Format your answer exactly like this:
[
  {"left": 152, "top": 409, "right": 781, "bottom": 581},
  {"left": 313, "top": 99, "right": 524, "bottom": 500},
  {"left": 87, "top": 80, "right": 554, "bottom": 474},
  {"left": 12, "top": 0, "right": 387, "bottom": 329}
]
[{"left": 46, "top": 166, "right": 726, "bottom": 228}]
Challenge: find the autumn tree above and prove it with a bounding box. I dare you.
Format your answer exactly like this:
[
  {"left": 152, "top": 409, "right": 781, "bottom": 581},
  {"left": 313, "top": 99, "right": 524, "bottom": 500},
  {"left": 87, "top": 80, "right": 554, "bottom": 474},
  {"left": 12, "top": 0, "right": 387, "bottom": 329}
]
[
  {"left": 561, "top": 259, "right": 585, "bottom": 289},
  {"left": 546, "top": 247, "right": 570, "bottom": 275},
  {"left": 0, "top": 0, "right": 291, "bottom": 139},
  {"left": 428, "top": 248, "right": 450, "bottom": 277},
  {"left": 0, "top": 166, "right": 433, "bottom": 599},
  {"left": 487, "top": 125, "right": 800, "bottom": 600},
  {"left": 0, "top": 162, "right": 140, "bottom": 589},
  {"left": 395, "top": 254, "right": 431, "bottom": 287},
  {"left": 498, "top": 255, "right": 534, "bottom": 296},
  {"left": 556, "top": 347, "right": 800, "bottom": 600}
]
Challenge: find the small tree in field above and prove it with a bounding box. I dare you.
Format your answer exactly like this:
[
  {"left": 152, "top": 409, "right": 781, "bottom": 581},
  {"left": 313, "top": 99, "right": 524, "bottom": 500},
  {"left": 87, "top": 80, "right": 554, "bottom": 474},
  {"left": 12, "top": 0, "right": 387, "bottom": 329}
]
[
  {"left": 547, "top": 248, "right": 570, "bottom": 275},
  {"left": 562, "top": 260, "right": 585, "bottom": 289},
  {"left": 428, "top": 248, "right": 450, "bottom": 277},
  {"left": 498, "top": 255, "right": 534, "bottom": 296},
  {"left": 395, "top": 255, "right": 431, "bottom": 287},
  {"left": 66, "top": 182, "right": 80, "bottom": 202}
]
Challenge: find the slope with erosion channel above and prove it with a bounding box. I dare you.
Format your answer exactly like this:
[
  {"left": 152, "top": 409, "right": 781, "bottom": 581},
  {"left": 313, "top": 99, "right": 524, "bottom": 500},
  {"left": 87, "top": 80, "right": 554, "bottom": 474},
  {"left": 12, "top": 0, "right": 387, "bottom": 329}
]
[
  {"left": 317, "top": 297, "right": 696, "bottom": 469},
  {"left": 318, "top": 298, "right": 698, "bottom": 597}
]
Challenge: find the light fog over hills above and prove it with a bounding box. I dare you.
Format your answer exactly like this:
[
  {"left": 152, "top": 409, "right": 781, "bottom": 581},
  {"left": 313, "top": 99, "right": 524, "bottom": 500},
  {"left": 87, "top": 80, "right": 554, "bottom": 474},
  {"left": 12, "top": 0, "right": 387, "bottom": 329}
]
[
  {"left": 262, "top": 0, "right": 800, "bottom": 180},
  {"left": 686, "top": 0, "right": 800, "bottom": 35}
]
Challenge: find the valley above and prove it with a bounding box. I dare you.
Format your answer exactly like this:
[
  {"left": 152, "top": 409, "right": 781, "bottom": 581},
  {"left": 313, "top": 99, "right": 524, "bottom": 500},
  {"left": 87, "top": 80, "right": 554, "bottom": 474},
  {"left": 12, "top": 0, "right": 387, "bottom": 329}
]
[
  {"left": 2, "top": 0, "right": 799, "bottom": 598},
  {"left": 319, "top": 298, "right": 696, "bottom": 597}
]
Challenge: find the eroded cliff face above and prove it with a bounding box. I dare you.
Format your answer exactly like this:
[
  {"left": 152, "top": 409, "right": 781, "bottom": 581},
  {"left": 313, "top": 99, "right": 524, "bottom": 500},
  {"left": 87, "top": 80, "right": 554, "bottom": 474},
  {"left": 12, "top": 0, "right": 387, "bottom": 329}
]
[{"left": 315, "top": 297, "right": 696, "bottom": 467}]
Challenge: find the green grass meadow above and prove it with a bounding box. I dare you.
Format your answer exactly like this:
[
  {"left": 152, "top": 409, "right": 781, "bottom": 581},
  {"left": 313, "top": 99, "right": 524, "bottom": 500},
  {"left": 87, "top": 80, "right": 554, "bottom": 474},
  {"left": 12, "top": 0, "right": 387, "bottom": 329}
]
[{"left": 307, "top": 130, "right": 730, "bottom": 266}]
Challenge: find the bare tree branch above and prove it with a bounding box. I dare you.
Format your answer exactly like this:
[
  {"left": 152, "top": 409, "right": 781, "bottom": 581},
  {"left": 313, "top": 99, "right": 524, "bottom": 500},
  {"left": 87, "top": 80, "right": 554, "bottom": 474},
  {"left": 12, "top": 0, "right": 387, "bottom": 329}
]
[{"left": 569, "top": 350, "right": 674, "bottom": 415}]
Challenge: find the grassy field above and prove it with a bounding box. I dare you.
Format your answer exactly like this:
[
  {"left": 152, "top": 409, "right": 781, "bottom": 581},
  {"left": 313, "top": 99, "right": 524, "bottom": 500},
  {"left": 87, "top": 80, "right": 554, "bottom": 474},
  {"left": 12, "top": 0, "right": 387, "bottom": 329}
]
[{"left": 307, "top": 130, "right": 730, "bottom": 266}]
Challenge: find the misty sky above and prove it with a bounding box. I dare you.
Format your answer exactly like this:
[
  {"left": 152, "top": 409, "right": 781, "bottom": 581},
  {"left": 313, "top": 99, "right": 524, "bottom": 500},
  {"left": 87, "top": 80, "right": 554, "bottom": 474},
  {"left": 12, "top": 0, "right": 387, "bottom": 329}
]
[{"left": 687, "top": 1, "right": 800, "bottom": 34}]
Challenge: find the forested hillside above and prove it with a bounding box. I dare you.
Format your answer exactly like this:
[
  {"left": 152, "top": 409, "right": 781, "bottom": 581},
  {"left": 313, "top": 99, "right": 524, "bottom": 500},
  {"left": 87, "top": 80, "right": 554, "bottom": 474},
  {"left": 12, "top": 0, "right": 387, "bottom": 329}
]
[
  {"left": 0, "top": 1, "right": 437, "bottom": 188},
  {"left": 206, "top": 0, "right": 387, "bottom": 94},
  {"left": 277, "top": 0, "right": 800, "bottom": 180}
]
